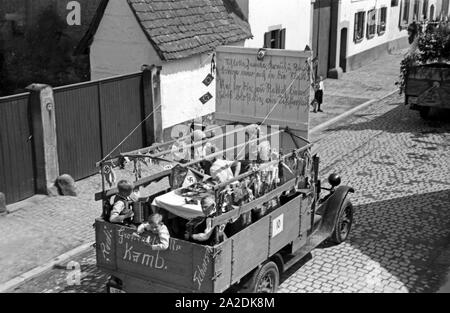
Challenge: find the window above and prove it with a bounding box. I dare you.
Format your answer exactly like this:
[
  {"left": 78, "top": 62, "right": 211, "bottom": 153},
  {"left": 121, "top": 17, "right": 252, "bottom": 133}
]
[
  {"left": 443, "top": 0, "right": 450, "bottom": 19},
  {"left": 413, "top": 0, "right": 420, "bottom": 21},
  {"left": 378, "top": 7, "right": 388, "bottom": 35},
  {"left": 263, "top": 29, "right": 286, "bottom": 49},
  {"left": 354, "top": 11, "right": 365, "bottom": 43},
  {"left": 391, "top": 0, "right": 399, "bottom": 6},
  {"left": 422, "top": 0, "right": 429, "bottom": 20},
  {"left": 399, "top": 0, "right": 410, "bottom": 28},
  {"left": 367, "top": 9, "right": 377, "bottom": 39}
]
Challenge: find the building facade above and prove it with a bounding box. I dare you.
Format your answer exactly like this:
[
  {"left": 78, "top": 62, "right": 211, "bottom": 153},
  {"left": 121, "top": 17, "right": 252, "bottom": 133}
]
[
  {"left": 81, "top": 0, "right": 252, "bottom": 131},
  {"left": 314, "top": 0, "right": 450, "bottom": 78},
  {"left": 236, "top": 0, "right": 313, "bottom": 51}
]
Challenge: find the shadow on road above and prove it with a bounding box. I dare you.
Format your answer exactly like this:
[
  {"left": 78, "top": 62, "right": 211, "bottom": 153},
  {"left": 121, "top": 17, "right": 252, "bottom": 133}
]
[
  {"left": 283, "top": 189, "right": 450, "bottom": 293},
  {"left": 326, "top": 102, "right": 450, "bottom": 134}
]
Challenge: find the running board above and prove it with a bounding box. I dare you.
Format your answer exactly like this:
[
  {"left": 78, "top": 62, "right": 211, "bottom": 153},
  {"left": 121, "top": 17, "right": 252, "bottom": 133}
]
[{"left": 284, "top": 228, "right": 329, "bottom": 271}]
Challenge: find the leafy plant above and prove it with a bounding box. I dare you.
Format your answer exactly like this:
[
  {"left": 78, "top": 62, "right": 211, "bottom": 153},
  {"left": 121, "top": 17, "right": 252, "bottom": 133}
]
[
  {"left": 0, "top": 6, "right": 89, "bottom": 96},
  {"left": 397, "top": 21, "right": 450, "bottom": 94}
]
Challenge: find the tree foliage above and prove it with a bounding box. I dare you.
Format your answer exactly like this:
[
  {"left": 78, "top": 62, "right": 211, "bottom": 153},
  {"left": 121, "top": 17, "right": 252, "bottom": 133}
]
[{"left": 0, "top": 6, "right": 89, "bottom": 96}]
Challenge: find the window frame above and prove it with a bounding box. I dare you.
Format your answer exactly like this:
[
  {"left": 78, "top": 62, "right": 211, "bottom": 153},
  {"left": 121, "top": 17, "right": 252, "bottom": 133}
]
[
  {"left": 263, "top": 28, "right": 286, "bottom": 49},
  {"left": 422, "top": 0, "right": 429, "bottom": 20},
  {"left": 377, "top": 7, "right": 388, "bottom": 36},
  {"left": 366, "top": 8, "right": 377, "bottom": 39},
  {"left": 354, "top": 11, "right": 366, "bottom": 43},
  {"left": 399, "top": 0, "right": 411, "bottom": 29},
  {"left": 413, "top": 0, "right": 420, "bottom": 21}
]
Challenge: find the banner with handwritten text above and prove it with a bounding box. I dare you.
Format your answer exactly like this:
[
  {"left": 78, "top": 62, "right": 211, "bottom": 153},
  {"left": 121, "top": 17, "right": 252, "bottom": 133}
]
[{"left": 215, "top": 47, "right": 312, "bottom": 131}]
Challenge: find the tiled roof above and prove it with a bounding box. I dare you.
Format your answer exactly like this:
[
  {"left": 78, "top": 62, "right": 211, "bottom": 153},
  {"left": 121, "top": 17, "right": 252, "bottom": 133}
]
[
  {"left": 75, "top": 0, "right": 252, "bottom": 59},
  {"left": 127, "top": 0, "right": 252, "bottom": 61}
]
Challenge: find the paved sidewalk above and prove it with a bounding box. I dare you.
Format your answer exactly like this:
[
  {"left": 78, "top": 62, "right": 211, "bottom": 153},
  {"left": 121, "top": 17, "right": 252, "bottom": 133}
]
[
  {"left": 309, "top": 50, "right": 405, "bottom": 129},
  {"left": 0, "top": 51, "right": 405, "bottom": 286}
]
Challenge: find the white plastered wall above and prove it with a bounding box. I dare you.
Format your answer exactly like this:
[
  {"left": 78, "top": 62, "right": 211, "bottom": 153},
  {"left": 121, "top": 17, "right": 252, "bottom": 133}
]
[{"left": 244, "top": 0, "right": 312, "bottom": 50}]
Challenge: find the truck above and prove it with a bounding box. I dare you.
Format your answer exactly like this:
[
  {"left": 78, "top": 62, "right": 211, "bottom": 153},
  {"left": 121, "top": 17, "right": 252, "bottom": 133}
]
[
  {"left": 404, "top": 62, "right": 450, "bottom": 119},
  {"left": 93, "top": 46, "right": 355, "bottom": 293},
  {"left": 403, "top": 21, "right": 450, "bottom": 119}
]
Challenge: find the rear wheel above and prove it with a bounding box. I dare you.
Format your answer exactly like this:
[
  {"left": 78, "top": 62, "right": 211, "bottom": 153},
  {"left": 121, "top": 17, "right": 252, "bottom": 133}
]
[
  {"left": 330, "top": 198, "right": 353, "bottom": 244},
  {"left": 240, "top": 261, "right": 279, "bottom": 293}
]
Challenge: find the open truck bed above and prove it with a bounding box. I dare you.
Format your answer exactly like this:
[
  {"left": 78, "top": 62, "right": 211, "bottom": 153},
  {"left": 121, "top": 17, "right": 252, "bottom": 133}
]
[
  {"left": 95, "top": 190, "right": 312, "bottom": 293},
  {"left": 405, "top": 63, "right": 450, "bottom": 118}
]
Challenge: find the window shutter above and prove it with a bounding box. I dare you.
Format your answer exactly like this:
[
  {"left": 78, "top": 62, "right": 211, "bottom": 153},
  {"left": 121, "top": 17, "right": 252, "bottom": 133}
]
[
  {"left": 354, "top": 13, "right": 358, "bottom": 41},
  {"left": 264, "top": 32, "right": 271, "bottom": 48},
  {"left": 280, "top": 29, "right": 286, "bottom": 49},
  {"left": 366, "top": 12, "right": 370, "bottom": 38},
  {"left": 377, "top": 8, "right": 381, "bottom": 34}
]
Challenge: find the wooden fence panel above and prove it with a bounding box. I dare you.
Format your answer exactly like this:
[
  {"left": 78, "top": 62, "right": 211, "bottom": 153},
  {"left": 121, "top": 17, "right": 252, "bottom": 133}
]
[
  {"left": 0, "top": 93, "right": 35, "bottom": 204},
  {"left": 1, "top": 71, "right": 150, "bottom": 203},
  {"left": 99, "top": 74, "right": 144, "bottom": 157},
  {"left": 54, "top": 84, "right": 102, "bottom": 180}
]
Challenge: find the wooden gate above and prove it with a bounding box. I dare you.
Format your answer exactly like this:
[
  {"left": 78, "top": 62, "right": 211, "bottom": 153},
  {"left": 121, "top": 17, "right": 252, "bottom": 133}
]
[
  {"left": 54, "top": 83, "right": 103, "bottom": 181},
  {"left": 0, "top": 93, "right": 36, "bottom": 204},
  {"left": 54, "top": 73, "right": 145, "bottom": 181}
]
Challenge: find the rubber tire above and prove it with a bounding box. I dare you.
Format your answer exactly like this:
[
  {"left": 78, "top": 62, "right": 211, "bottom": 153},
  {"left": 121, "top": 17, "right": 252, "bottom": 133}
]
[
  {"left": 330, "top": 197, "right": 353, "bottom": 244},
  {"left": 240, "top": 261, "right": 280, "bottom": 293},
  {"left": 419, "top": 106, "right": 431, "bottom": 120}
]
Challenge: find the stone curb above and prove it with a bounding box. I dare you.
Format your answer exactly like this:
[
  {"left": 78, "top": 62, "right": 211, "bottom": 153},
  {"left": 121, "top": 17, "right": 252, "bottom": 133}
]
[
  {"left": 0, "top": 87, "right": 400, "bottom": 293},
  {"left": 0, "top": 242, "right": 94, "bottom": 293}
]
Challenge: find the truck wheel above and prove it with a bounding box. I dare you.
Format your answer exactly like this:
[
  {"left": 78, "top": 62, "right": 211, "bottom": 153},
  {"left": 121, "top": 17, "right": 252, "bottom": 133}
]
[
  {"left": 330, "top": 197, "right": 353, "bottom": 244},
  {"left": 419, "top": 107, "right": 430, "bottom": 120},
  {"left": 240, "top": 261, "right": 279, "bottom": 293}
]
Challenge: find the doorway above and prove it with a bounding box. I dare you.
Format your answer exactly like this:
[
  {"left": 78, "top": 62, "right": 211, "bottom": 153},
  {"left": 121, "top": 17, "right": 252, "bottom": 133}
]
[
  {"left": 339, "top": 28, "right": 348, "bottom": 72},
  {"left": 312, "top": 0, "right": 331, "bottom": 78}
]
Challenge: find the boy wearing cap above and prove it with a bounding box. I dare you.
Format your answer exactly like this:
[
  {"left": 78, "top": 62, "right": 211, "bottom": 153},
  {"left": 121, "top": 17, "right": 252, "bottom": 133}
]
[{"left": 109, "top": 180, "right": 135, "bottom": 224}]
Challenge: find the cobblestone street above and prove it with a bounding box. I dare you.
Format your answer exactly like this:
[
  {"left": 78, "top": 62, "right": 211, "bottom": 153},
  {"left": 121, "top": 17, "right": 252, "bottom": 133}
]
[
  {"left": 0, "top": 50, "right": 405, "bottom": 286},
  {"left": 8, "top": 93, "right": 450, "bottom": 293}
]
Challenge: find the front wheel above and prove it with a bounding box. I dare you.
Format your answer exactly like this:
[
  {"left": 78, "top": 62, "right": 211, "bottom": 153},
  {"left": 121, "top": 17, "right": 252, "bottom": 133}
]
[
  {"left": 330, "top": 197, "right": 353, "bottom": 244},
  {"left": 240, "top": 261, "right": 280, "bottom": 293}
]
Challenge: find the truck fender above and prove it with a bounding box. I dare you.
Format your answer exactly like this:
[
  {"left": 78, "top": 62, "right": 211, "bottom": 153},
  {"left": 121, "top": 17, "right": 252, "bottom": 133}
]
[
  {"left": 270, "top": 253, "right": 284, "bottom": 274},
  {"left": 238, "top": 253, "right": 284, "bottom": 292},
  {"left": 320, "top": 186, "right": 354, "bottom": 235}
]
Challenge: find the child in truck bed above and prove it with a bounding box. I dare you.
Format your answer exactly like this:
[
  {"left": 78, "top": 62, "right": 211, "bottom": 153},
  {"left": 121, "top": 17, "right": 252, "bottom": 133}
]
[{"left": 134, "top": 213, "right": 170, "bottom": 251}]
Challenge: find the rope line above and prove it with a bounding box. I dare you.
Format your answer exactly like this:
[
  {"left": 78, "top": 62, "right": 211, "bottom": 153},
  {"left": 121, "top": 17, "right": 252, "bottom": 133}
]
[
  {"left": 99, "top": 57, "right": 312, "bottom": 166},
  {"left": 235, "top": 64, "right": 309, "bottom": 160},
  {"left": 99, "top": 103, "right": 162, "bottom": 164}
]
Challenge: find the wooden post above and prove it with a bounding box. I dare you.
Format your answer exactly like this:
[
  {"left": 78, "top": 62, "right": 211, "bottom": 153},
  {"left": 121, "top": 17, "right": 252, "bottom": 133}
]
[
  {"left": 141, "top": 64, "right": 163, "bottom": 146},
  {"left": 26, "top": 83, "right": 60, "bottom": 195}
]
